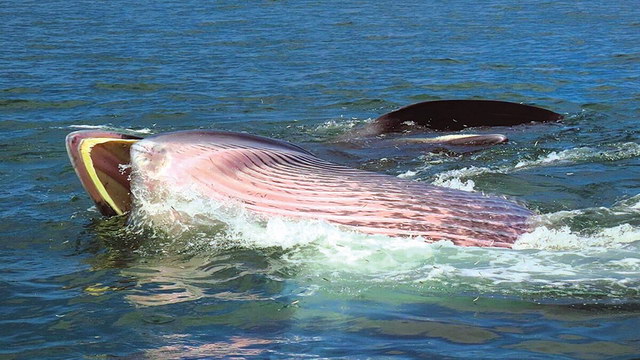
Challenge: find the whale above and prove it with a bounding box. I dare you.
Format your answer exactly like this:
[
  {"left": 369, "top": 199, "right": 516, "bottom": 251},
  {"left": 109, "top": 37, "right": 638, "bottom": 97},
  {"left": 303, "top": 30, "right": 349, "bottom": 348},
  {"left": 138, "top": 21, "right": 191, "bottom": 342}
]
[
  {"left": 316, "top": 99, "right": 564, "bottom": 167},
  {"left": 67, "top": 132, "right": 533, "bottom": 248},
  {"left": 351, "top": 99, "right": 563, "bottom": 137},
  {"left": 65, "top": 100, "right": 562, "bottom": 248}
]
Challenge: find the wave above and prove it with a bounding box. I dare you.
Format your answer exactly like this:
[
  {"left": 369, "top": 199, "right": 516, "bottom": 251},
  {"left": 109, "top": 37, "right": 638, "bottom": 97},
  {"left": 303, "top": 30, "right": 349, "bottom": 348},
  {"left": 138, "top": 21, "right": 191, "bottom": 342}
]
[
  {"left": 125, "top": 178, "right": 640, "bottom": 302},
  {"left": 64, "top": 124, "right": 154, "bottom": 134},
  {"left": 428, "top": 142, "right": 640, "bottom": 192}
]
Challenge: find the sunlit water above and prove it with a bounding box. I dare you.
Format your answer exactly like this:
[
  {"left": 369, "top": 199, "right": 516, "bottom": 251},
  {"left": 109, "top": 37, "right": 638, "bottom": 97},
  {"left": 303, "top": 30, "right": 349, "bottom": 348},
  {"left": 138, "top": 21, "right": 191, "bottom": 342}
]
[{"left": 2, "top": 0, "right": 640, "bottom": 358}]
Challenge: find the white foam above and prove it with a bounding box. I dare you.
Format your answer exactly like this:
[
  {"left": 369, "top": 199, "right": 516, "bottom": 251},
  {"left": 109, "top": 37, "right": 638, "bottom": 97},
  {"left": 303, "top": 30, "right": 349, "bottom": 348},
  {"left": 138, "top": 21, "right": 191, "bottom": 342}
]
[
  {"left": 396, "top": 170, "right": 417, "bottom": 179},
  {"left": 514, "top": 224, "right": 640, "bottom": 250},
  {"left": 65, "top": 124, "right": 154, "bottom": 134},
  {"left": 434, "top": 178, "right": 476, "bottom": 192},
  {"left": 517, "top": 143, "right": 640, "bottom": 169},
  {"left": 313, "top": 117, "right": 370, "bottom": 135},
  {"left": 429, "top": 142, "right": 640, "bottom": 191},
  {"left": 431, "top": 166, "right": 490, "bottom": 191},
  {"left": 626, "top": 194, "right": 640, "bottom": 209},
  {"left": 515, "top": 147, "right": 585, "bottom": 169}
]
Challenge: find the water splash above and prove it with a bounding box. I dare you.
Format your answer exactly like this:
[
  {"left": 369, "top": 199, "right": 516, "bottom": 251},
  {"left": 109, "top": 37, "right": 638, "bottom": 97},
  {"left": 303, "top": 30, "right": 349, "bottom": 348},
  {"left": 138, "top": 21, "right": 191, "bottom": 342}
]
[
  {"left": 126, "top": 172, "right": 640, "bottom": 302},
  {"left": 432, "top": 142, "right": 640, "bottom": 190},
  {"left": 515, "top": 224, "right": 640, "bottom": 250},
  {"left": 313, "top": 117, "right": 367, "bottom": 133},
  {"left": 64, "top": 124, "right": 154, "bottom": 134},
  {"left": 514, "top": 143, "right": 640, "bottom": 169}
]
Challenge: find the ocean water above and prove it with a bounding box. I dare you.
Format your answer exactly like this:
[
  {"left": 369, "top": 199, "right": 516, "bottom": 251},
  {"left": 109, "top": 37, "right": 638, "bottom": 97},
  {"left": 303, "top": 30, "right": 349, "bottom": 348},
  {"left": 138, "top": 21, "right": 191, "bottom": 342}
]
[{"left": 2, "top": 0, "right": 640, "bottom": 358}]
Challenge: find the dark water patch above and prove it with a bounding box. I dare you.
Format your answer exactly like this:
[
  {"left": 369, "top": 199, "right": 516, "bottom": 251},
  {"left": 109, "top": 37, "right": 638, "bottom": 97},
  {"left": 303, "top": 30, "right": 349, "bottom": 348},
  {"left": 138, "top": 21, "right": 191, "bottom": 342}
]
[
  {"left": 582, "top": 102, "right": 614, "bottom": 112},
  {"left": 14, "top": 54, "right": 57, "bottom": 62},
  {"left": 317, "top": 87, "right": 367, "bottom": 99},
  {"left": 167, "top": 92, "right": 217, "bottom": 103},
  {"left": 0, "top": 99, "right": 90, "bottom": 111},
  {"left": 428, "top": 57, "right": 466, "bottom": 64},
  {"left": 94, "top": 82, "right": 167, "bottom": 92},
  {"left": 0, "top": 119, "right": 45, "bottom": 131},
  {"left": 84, "top": 53, "right": 166, "bottom": 66},
  {"left": 420, "top": 81, "right": 502, "bottom": 91},
  {"left": 141, "top": 111, "right": 191, "bottom": 121},
  {"left": 325, "top": 98, "right": 396, "bottom": 111},
  {"left": 588, "top": 84, "right": 618, "bottom": 92},
  {"left": 491, "top": 92, "right": 534, "bottom": 104},
  {"left": 406, "top": 93, "right": 444, "bottom": 102},
  {"left": 1, "top": 87, "right": 41, "bottom": 94},
  {"left": 504, "top": 340, "right": 638, "bottom": 359},
  {"left": 380, "top": 80, "right": 416, "bottom": 92},
  {"left": 364, "top": 35, "right": 392, "bottom": 41},
  {"left": 610, "top": 52, "right": 640, "bottom": 63},
  {"left": 213, "top": 95, "right": 297, "bottom": 107},
  {"left": 350, "top": 317, "right": 500, "bottom": 344},
  {"left": 95, "top": 98, "right": 148, "bottom": 109},
  {"left": 26, "top": 43, "right": 59, "bottom": 51},
  {"left": 481, "top": 63, "right": 514, "bottom": 70},
  {"left": 511, "top": 83, "right": 557, "bottom": 92},
  {"left": 197, "top": 19, "right": 250, "bottom": 28}
]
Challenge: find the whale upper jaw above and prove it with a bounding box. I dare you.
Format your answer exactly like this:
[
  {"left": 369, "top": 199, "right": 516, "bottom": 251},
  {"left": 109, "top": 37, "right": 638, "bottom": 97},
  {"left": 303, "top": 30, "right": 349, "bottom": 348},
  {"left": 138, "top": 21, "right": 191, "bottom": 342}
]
[{"left": 65, "top": 130, "right": 141, "bottom": 216}]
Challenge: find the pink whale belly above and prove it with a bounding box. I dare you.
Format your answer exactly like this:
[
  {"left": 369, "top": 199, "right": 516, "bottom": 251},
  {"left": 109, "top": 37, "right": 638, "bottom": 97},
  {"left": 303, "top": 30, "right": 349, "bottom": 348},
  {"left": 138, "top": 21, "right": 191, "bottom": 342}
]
[{"left": 131, "top": 131, "right": 532, "bottom": 248}]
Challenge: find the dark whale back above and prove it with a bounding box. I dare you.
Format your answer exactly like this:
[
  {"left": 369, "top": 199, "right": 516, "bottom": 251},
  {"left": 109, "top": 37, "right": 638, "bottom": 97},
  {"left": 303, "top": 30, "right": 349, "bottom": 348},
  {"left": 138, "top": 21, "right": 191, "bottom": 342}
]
[{"left": 357, "top": 100, "right": 563, "bottom": 136}]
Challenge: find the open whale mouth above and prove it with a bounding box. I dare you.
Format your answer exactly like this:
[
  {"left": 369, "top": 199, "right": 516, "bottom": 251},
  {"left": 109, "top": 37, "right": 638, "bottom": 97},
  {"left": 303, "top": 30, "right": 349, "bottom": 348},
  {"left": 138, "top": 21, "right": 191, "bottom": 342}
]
[{"left": 65, "top": 130, "right": 142, "bottom": 216}]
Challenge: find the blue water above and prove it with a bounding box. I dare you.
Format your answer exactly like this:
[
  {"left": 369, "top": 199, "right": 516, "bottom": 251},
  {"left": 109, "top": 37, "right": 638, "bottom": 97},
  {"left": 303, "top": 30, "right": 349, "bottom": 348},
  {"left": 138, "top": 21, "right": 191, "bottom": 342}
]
[{"left": 2, "top": 0, "right": 640, "bottom": 358}]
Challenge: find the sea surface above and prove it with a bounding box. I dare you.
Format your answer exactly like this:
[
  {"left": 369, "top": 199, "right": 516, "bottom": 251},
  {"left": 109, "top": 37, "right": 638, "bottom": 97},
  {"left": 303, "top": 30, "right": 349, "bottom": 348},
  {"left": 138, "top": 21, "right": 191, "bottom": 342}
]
[{"left": 2, "top": 0, "right": 640, "bottom": 358}]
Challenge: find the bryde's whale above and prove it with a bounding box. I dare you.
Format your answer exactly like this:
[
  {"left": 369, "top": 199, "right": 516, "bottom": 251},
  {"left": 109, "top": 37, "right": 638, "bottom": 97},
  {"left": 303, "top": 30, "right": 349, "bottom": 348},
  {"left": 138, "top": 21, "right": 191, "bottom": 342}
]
[{"left": 66, "top": 100, "right": 563, "bottom": 248}]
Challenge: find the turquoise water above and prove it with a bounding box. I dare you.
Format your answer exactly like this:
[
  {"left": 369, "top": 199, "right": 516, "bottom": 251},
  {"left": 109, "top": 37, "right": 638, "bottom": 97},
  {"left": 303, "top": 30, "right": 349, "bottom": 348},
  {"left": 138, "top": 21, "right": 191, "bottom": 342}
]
[{"left": 2, "top": 0, "right": 640, "bottom": 358}]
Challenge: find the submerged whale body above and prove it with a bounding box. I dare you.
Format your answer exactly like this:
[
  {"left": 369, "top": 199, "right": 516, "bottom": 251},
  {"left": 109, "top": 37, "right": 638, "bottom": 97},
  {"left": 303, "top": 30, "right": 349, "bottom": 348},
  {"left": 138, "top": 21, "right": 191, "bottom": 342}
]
[{"left": 66, "top": 130, "right": 532, "bottom": 248}]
